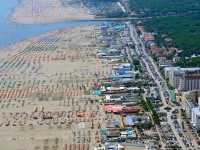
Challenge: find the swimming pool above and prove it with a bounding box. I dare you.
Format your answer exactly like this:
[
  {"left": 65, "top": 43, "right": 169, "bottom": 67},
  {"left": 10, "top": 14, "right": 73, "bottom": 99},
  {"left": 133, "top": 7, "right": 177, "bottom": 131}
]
[{"left": 113, "top": 121, "right": 119, "bottom": 126}]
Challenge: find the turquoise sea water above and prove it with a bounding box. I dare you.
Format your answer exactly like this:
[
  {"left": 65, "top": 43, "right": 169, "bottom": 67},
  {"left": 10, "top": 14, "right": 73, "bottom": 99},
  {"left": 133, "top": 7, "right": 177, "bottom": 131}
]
[{"left": 0, "top": 0, "right": 111, "bottom": 49}]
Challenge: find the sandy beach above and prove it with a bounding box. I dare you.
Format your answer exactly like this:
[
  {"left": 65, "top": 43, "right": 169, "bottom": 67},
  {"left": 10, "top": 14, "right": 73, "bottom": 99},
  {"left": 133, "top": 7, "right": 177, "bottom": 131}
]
[
  {"left": 7, "top": 0, "right": 94, "bottom": 24},
  {"left": 0, "top": 25, "right": 123, "bottom": 149}
]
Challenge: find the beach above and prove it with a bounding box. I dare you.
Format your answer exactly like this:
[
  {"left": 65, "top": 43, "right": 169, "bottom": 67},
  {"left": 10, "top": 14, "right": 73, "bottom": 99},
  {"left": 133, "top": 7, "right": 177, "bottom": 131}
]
[
  {"left": 7, "top": 0, "right": 95, "bottom": 24},
  {"left": 0, "top": 25, "right": 122, "bottom": 149}
]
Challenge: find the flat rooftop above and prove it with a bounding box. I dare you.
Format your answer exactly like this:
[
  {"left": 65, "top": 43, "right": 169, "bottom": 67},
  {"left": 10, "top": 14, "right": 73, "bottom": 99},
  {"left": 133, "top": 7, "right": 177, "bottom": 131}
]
[
  {"left": 192, "top": 107, "right": 200, "bottom": 115},
  {"left": 185, "top": 98, "right": 198, "bottom": 107}
]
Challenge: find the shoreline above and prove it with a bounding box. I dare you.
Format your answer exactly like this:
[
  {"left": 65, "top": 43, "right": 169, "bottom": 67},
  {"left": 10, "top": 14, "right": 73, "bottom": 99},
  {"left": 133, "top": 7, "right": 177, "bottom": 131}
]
[
  {"left": 1, "top": 25, "right": 73, "bottom": 52},
  {"left": 4, "top": 0, "right": 20, "bottom": 24},
  {"left": 7, "top": 0, "right": 95, "bottom": 24},
  {"left": 0, "top": 24, "right": 116, "bottom": 149},
  {"left": 6, "top": 18, "right": 129, "bottom": 25},
  {"left": 5, "top": 0, "right": 138, "bottom": 25},
  {"left": 0, "top": 20, "right": 111, "bottom": 50}
]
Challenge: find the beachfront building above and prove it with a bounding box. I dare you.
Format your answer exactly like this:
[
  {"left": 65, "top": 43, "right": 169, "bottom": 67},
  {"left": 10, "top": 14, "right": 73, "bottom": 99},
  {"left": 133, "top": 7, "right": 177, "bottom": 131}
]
[
  {"left": 112, "top": 63, "right": 132, "bottom": 71},
  {"left": 94, "top": 143, "right": 124, "bottom": 150},
  {"left": 115, "top": 70, "right": 133, "bottom": 75},
  {"left": 104, "top": 105, "right": 143, "bottom": 113},
  {"left": 123, "top": 115, "right": 150, "bottom": 126},
  {"left": 120, "top": 63, "right": 132, "bottom": 70},
  {"left": 105, "top": 95, "right": 124, "bottom": 102},
  {"left": 115, "top": 70, "right": 134, "bottom": 78},
  {"left": 191, "top": 107, "right": 200, "bottom": 130},
  {"left": 94, "top": 142, "right": 153, "bottom": 150},
  {"left": 101, "top": 86, "right": 126, "bottom": 92}
]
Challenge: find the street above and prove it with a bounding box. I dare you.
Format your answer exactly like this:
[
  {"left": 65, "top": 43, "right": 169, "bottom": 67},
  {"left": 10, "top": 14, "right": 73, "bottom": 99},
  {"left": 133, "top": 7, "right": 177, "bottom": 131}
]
[{"left": 125, "top": 22, "right": 194, "bottom": 150}]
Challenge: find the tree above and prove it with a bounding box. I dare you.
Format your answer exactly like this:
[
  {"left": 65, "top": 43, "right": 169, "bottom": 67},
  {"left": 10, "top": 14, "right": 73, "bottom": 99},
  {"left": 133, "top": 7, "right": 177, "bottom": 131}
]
[{"left": 137, "top": 117, "right": 142, "bottom": 122}]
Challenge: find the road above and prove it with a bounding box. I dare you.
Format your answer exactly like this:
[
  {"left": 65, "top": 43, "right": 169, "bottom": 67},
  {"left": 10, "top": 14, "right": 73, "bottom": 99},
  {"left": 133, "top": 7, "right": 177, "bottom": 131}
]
[
  {"left": 125, "top": 22, "right": 192, "bottom": 149},
  {"left": 117, "top": 2, "right": 126, "bottom": 12}
]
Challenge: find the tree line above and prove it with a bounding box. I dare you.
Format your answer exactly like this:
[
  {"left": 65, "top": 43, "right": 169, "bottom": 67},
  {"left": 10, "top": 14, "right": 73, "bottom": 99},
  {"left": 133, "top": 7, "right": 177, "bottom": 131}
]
[
  {"left": 129, "top": 0, "right": 200, "bottom": 17},
  {"left": 143, "top": 13, "right": 200, "bottom": 58}
]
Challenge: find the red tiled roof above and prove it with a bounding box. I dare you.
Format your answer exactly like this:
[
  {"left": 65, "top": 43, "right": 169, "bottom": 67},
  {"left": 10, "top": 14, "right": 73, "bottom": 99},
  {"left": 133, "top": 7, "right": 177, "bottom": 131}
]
[
  {"left": 144, "top": 34, "right": 154, "bottom": 41},
  {"left": 104, "top": 105, "right": 122, "bottom": 112},
  {"left": 137, "top": 26, "right": 145, "bottom": 32},
  {"left": 104, "top": 105, "right": 143, "bottom": 113}
]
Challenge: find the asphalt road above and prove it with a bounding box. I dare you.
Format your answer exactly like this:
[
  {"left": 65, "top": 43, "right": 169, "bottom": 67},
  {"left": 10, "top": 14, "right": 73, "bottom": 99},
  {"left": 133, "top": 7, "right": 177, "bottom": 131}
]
[{"left": 126, "top": 22, "right": 192, "bottom": 149}]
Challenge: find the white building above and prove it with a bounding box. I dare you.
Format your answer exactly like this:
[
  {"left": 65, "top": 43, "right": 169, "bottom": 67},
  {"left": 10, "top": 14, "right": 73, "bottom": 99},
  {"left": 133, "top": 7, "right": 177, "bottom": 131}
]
[
  {"left": 168, "top": 67, "right": 182, "bottom": 88},
  {"left": 165, "top": 67, "right": 180, "bottom": 79},
  {"left": 105, "top": 95, "right": 124, "bottom": 102},
  {"left": 191, "top": 107, "right": 200, "bottom": 130},
  {"left": 184, "top": 98, "right": 198, "bottom": 118},
  {"left": 94, "top": 142, "right": 124, "bottom": 150},
  {"left": 164, "top": 67, "right": 175, "bottom": 79}
]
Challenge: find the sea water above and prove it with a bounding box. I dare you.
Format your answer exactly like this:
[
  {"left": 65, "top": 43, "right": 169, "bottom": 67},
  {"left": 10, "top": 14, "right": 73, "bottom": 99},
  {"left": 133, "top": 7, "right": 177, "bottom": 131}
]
[
  {"left": 0, "top": 21, "right": 112, "bottom": 49},
  {"left": 0, "top": 0, "right": 112, "bottom": 49},
  {"left": 0, "top": 0, "right": 19, "bottom": 23}
]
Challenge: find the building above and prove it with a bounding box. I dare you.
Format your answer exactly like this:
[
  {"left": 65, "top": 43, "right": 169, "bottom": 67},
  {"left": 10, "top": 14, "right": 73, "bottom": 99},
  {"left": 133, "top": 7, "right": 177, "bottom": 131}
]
[
  {"left": 144, "top": 34, "right": 154, "bottom": 42},
  {"left": 191, "top": 107, "right": 200, "bottom": 130},
  {"left": 115, "top": 70, "right": 134, "bottom": 78},
  {"left": 94, "top": 142, "right": 147, "bottom": 150},
  {"left": 137, "top": 26, "right": 145, "bottom": 33},
  {"left": 142, "top": 32, "right": 154, "bottom": 42},
  {"left": 168, "top": 67, "right": 182, "bottom": 88},
  {"left": 104, "top": 105, "right": 143, "bottom": 113},
  {"left": 173, "top": 56, "right": 180, "bottom": 63},
  {"left": 164, "top": 67, "right": 178, "bottom": 79},
  {"left": 179, "top": 74, "right": 200, "bottom": 91},
  {"left": 166, "top": 67, "right": 200, "bottom": 90},
  {"left": 112, "top": 63, "right": 132, "bottom": 70},
  {"left": 123, "top": 115, "right": 150, "bottom": 126},
  {"left": 158, "top": 61, "right": 172, "bottom": 68},
  {"left": 115, "top": 71, "right": 134, "bottom": 76},
  {"left": 184, "top": 98, "right": 198, "bottom": 118},
  {"left": 120, "top": 63, "right": 132, "bottom": 70},
  {"left": 181, "top": 91, "right": 200, "bottom": 108},
  {"left": 105, "top": 95, "right": 124, "bottom": 102}
]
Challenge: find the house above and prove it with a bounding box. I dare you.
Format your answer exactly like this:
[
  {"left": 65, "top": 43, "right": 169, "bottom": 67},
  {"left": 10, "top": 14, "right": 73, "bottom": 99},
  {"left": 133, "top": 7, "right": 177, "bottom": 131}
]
[
  {"left": 173, "top": 56, "right": 180, "bottom": 63},
  {"left": 144, "top": 34, "right": 154, "bottom": 41},
  {"left": 137, "top": 26, "right": 145, "bottom": 33},
  {"left": 158, "top": 61, "right": 172, "bottom": 68}
]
